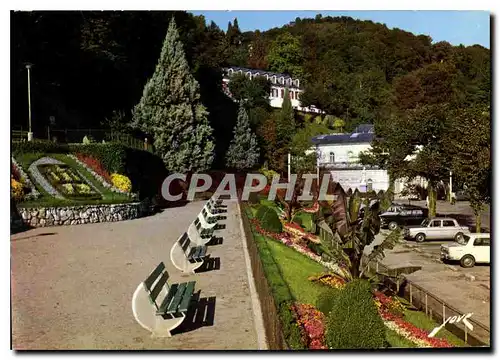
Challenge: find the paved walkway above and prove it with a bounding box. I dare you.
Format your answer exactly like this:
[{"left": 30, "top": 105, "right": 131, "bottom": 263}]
[{"left": 11, "top": 200, "right": 260, "bottom": 350}]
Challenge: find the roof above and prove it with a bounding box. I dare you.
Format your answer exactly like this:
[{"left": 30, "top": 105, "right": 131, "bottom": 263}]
[
  {"left": 312, "top": 132, "right": 375, "bottom": 145},
  {"left": 223, "top": 66, "right": 298, "bottom": 81},
  {"left": 311, "top": 124, "right": 375, "bottom": 145}
]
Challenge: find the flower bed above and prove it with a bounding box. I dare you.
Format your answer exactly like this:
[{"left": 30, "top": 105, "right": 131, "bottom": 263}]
[
  {"left": 75, "top": 153, "right": 111, "bottom": 182},
  {"left": 11, "top": 157, "right": 40, "bottom": 200},
  {"left": 283, "top": 221, "right": 321, "bottom": 244},
  {"left": 308, "top": 273, "right": 347, "bottom": 290},
  {"left": 250, "top": 217, "right": 351, "bottom": 280},
  {"left": 374, "top": 291, "right": 453, "bottom": 348},
  {"left": 291, "top": 303, "right": 327, "bottom": 349},
  {"left": 68, "top": 154, "right": 130, "bottom": 195},
  {"left": 37, "top": 164, "right": 102, "bottom": 200},
  {"left": 302, "top": 202, "right": 320, "bottom": 213}
]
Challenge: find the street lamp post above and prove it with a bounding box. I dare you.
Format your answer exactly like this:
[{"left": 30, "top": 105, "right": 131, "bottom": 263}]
[
  {"left": 449, "top": 171, "right": 453, "bottom": 203},
  {"left": 26, "top": 63, "right": 33, "bottom": 141}
]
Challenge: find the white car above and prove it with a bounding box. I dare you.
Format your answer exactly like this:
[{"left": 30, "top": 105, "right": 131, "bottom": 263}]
[{"left": 440, "top": 233, "right": 490, "bottom": 268}]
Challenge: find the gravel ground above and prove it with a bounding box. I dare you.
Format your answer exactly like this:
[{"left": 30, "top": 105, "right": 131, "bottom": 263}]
[{"left": 11, "top": 200, "right": 259, "bottom": 350}]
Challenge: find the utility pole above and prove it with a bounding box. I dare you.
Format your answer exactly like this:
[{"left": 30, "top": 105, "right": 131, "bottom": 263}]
[
  {"left": 26, "top": 63, "right": 33, "bottom": 141},
  {"left": 288, "top": 153, "right": 291, "bottom": 182},
  {"left": 449, "top": 171, "right": 453, "bottom": 203}
]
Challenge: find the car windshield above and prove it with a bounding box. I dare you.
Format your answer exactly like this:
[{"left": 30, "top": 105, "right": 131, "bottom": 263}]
[
  {"left": 458, "top": 235, "right": 469, "bottom": 245},
  {"left": 421, "top": 219, "right": 430, "bottom": 227}
]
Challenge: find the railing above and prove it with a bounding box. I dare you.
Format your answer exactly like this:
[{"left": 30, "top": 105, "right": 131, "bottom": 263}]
[{"left": 362, "top": 257, "right": 490, "bottom": 346}]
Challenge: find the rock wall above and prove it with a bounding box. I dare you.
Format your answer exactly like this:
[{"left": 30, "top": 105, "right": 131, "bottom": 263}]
[{"left": 17, "top": 202, "right": 143, "bottom": 228}]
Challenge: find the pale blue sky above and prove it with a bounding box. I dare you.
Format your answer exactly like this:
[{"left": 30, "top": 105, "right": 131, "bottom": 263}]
[{"left": 190, "top": 10, "right": 490, "bottom": 48}]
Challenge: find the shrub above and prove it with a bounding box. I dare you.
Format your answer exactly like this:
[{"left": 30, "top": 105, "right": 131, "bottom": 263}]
[
  {"left": 259, "top": 166, "right": 280, "bottom": 182},
  {"left": 255, "top": 205, "right": 282, "bottom": 233},
  {"left": 315, "top": 288, "right": 340, "bottom": 315},
  {"left": 69, "top": 143, "right": 127, "bottom": 173},
  {"left": 11, "top": 177, "right": 24, "bottom": 201},
  {"left": 111, "top": 173, "right": 132, "bottom": 193},
  {"left": 324, "top": 280, "right": 386, "bottom": 349},
  {"left": 307, "top": 241, "right": 323, "bottom": 256}
]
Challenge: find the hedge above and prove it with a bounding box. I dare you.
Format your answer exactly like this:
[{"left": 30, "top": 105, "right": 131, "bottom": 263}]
[
  {"left": 324, "top": 280, "right": 387, "bottom": 349},
  {"left": 256, "top": 205, "right": 283, "bottom": 233}
]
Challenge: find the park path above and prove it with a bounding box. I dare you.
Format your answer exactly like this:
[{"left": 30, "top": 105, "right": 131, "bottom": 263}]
[{"left": 11, "top": 200, "right": 260, "bottom": 350}]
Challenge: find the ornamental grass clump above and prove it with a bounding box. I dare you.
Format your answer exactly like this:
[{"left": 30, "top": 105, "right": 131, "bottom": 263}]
[
  {"left": 111, "top": 173, "right": 132, "bottom": 193},
  {"left": 325, "top": 279, "right": 387, "bottom": 349}
]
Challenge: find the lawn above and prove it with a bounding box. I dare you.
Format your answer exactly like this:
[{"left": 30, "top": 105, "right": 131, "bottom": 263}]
[
  {"left": 14, "top": 152, "right": 133, "bottom": 208},
  {"left": 245, "top": 199, "right": 467, "bottom": 349}
]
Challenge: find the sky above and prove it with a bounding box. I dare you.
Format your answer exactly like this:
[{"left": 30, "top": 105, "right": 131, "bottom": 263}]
[{"left": 190, "top": 10, "right": 490, "bottom": 48}]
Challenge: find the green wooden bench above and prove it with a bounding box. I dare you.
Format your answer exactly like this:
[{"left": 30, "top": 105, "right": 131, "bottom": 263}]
[
  {"left": 170, "top": 232, "right": 208, "bottom": 273},
  {"left": 132, "top": 262, "right": 196, "bottom": 337}
]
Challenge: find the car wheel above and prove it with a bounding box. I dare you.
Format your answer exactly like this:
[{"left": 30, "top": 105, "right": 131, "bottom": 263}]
[
  {"left": 388, "top": 222, "right": 398, "bottom": 231},
  {"left": 415, "top": 233, "right": 426, "bottom": 243},
  {"left": 460, "top": 255, "right": 475, "bottom": 268},
  {"left": 455, "top": 232, "right": 464, "bottom": 242}
]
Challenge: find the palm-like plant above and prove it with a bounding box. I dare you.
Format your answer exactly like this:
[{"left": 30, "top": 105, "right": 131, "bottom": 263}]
[{"left": 322, "top": 184, "right": 400, "bottom": 279}]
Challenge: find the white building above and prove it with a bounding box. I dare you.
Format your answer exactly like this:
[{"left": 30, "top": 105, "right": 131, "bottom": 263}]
[
  {"left": 222, "top": 66, "right": 324, "bottom": 114},
  {"left": 311, "top": 124, "right": 426, "bottom": 195}
]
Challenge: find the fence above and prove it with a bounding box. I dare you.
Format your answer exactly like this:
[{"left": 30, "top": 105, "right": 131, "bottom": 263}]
[
  {"left": 11, "top": 127, "right": 153, "bottom": 153},
  {"left": 362, "top": 258, "right": 490, "bottom": 346},
  {"left": 239, "top": 202, "right": 287, "bottom": 350}
]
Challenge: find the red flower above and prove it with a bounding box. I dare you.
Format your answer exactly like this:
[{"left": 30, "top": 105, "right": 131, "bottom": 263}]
[
  {"left": 291, "top": 303, "right": 327, "bottom": 349},
  {"left": 76, "top": 153, "right": 111, "bottom": 182},
  {"left": 11, "top": 162, "right": 21, "bottom": 181}
]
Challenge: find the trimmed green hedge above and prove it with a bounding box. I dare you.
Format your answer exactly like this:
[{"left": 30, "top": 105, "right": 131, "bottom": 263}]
[
  {"left": 325, "top": 280, "right": 387, "bottom": 349},
  {"left": 12, "top": 140, "right": 69, "bottom": 155},
  {"left": 70, "top": 143, "right": 127, "bottom": 173}
]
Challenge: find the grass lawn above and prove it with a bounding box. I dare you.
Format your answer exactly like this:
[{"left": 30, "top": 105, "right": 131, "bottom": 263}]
[
  {"left": 14, "top": 152, "right": 133, "bottom": 208},
  {"left": 386, "top": 329, "right": 417, "bottom": 348},
  {"left": 256, "top": 233, "right": 327, "bottom": 305}
]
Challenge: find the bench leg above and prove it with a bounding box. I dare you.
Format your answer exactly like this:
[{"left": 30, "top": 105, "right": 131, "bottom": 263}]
[
  {"left": 170, "top": 242, "right": 205, "bottom": 274},
  {"left": 132, "top": 283, "right": 187, "bottom": 337}
]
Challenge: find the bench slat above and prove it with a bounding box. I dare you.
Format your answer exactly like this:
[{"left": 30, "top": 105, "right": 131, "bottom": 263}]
[
  {"left": 166, "top": 282, "right": 188, "bottom": 315},
  {"left": 192, "top": 246, "right": 203, "bottom": 259},
  {"left": 149, "top": 271, "right": 169, "bottom": 303},
  {"left": 156, "top": 283, "right": 179, "bottom": 316},
  {"left": 177, "top": 281, "right": 196, "bottom": 313},
  {"left": 144, "top": 262, "right": 166, "bottom": 291}
]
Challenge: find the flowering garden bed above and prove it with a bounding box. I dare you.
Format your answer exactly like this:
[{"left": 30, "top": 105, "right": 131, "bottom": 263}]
[{"left": 38, "top": 163, "right": 102, "bottom": 200}]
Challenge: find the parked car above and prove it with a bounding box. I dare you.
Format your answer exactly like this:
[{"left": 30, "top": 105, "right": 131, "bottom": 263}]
[
  {"left": 440, "top": 233, "right": 490, "bottom": 268},
  {"left": 379, "top": 204, "right": 428, "bottom": 230},
  {"left": 403, "top": 217, "right": 470, "bottom": 242}
]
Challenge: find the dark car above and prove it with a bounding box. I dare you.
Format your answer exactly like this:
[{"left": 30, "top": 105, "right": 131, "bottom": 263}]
[{"left": 379, "top": 203, "right": 428, "bottom": 230}]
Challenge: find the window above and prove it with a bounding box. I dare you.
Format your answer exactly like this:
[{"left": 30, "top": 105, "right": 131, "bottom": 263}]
[
  {"left": 296, "top": 91, "right": 300, "bottom": 100},
  {"left": 290, "top": 91, "right": 294, "bottom": 100},
  {"left": 474, "top": 237, "right": 490, "bottom": 246},
  {"left": 295, "top": 79, "right": 300, "bottom": 87},
  {"left": 329, "top": 152, "right": 335, "bottom": 163},
  {"left": 281, "top": 89, "right": 284, "bottom": 98},
  {"left": 430, "top": 220, "right": 441, "bottom": 227},
  {"left": 442, "top": 220, "right": 455, "bottom": 227},
  {"left": 367, "top": 179, "right": 373, "bottom": 192},
  {"left": 411, "top": 210, "right": 423, "bottom": 216}
]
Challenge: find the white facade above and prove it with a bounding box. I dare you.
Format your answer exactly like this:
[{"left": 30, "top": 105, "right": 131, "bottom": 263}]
[
  {"left": 311, "top": 126, "right": 426, "bottom": 194},
  {"left": 222, "top": 67, "right": 324, "bottom": 114}
]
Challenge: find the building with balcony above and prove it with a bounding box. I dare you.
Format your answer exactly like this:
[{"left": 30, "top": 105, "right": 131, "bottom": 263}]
[{"left": 222, "top": 66, "right": 324, "bottom": 114}]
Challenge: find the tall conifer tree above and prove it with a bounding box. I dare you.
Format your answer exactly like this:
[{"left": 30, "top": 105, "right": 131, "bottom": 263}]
[
  {"left": 225, "top": 104, "right": 260, "bottom": 170},
  {"left": 132, "top": 18, "right": 215, "bottom": 172}
]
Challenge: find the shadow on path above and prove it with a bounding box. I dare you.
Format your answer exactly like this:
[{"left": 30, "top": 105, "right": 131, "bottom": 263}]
[{"left": 171, "top": 292, "right": 216, "bottom": 335}]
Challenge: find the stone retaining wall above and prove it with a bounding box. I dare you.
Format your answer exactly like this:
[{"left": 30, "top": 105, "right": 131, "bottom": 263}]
[{"left": 16, "top": 202, "right": 143, "bottom": 228}]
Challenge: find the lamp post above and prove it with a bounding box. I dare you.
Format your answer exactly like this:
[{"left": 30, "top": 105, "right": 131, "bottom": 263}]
[
  {"left": 25, "top": 63, "right": 33, "bottom": 141},
  {"left": 449, "top": 170, "right": 453, "bottom": 203}
]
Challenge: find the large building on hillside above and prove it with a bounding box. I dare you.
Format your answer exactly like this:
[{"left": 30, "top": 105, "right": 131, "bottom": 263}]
[
  {"left": 222, "top": 66, "right": 324, "bottom": 114},
  {"left": 311, "top": 124, "right": 426, "bottom": 194}
]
